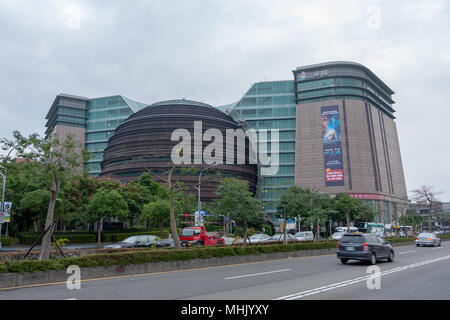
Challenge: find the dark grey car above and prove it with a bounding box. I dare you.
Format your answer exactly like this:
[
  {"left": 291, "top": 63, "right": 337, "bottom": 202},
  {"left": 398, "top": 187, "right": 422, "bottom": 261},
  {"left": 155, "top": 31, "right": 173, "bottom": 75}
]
[{"left": 337, "top": 233, "right": 394, "bottom": 265}]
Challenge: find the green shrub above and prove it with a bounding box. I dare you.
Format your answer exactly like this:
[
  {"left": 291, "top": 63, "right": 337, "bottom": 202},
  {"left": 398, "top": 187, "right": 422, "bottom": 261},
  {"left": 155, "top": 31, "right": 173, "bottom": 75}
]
[{"left": 1, "top": 237, "right": 18, "bottom": 246}]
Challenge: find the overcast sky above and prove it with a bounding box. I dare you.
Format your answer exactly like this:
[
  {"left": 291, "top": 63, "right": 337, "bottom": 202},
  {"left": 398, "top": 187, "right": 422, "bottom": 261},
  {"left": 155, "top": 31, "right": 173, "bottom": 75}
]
[{"left": 0, "top": 0, "right": 449, "bottom": 201}]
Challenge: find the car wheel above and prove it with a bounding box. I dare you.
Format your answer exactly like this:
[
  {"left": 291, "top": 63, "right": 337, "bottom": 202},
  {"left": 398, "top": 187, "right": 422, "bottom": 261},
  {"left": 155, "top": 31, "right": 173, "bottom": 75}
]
[
  {"left": 369, "top": 253, "right": 377, "bottom": 265},
  {"left": 416, "top": 244, "right": 419, "bottom": 247},
  {"left": 387, "top": 251, "right": 394, "bottom": 262},
  {"left": 439, "top": 241, "right": 441, "bottom": 247},
  {"left": 340, "top": 259, "right": 348, "bottom": 264},
  {"left": 217, "top": 240, "right": 224, "bottom": 245}
]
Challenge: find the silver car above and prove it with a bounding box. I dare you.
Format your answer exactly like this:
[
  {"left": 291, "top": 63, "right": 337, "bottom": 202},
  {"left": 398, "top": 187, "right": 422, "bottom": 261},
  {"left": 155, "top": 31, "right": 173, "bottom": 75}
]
[
  {"left": 294, "top": 231, "right": 314, "bottom": 241},
  {"left": 415, "top": 233, "right": 441, "bottom": 247},
  {"left": 247, "top": 233, "right": 272, "bottom": 244}
]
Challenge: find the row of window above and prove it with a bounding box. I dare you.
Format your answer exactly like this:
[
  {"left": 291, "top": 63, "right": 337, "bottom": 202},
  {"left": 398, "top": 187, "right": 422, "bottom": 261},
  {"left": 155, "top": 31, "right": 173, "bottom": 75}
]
[
  {"left": 57, "top": 107, "right": 86, "bottom": 119},
  {"left": 86, "top": 130, "right": 115, "bottom": 142},
  {"left": 261, "top": 176, "right": 294, "bottom": 186},
  {"left": 246, "top": 119, "right": 296, "bottom": 130},
  {"left": 239, "top": 107, "right": 296, "bottom": 118},
  {"left": 86, "top": 119, "right": 124, "bottom": 131},
  {"left": 87, "top": 97, "right": 125, "bottom": 110},
  {"left": 85, "top": 142, "right": 108, "bottom": 152},
  {"left": 56, "top": 115, "right": 86, "bottom": 125},
  {"left": 86, "top": 107, "right": 132, "bottom": 120},
  {"left": 247, "top": 81, "right": 295, "bottom": 95},
  {"left": 257, "top": 130, "right": 296, "bottom": 141},
  {"left": 297, "top": 77, "right": 393, "bottom": 107},
  {"left": 237, "top": 95, "right": 296, "bottom": 107}
]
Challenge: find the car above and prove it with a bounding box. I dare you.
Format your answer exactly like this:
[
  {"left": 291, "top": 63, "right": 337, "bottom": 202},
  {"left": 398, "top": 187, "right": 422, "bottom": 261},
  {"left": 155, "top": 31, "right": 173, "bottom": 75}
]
[
  {"left": 337, "top": 233, "right": 394, "bottom": 265},
  {"left": 104, "top": 235, "right": 160, "bottom": 249},
  {"left": 156, "top": 238, "right": 174, "bottom": 247},
  {"left": 331, "top": 231, "right": 346, "bottom": 240},
  {"left": 247, "top": 233, "right": 272, "bottom": 244},
  {"left": 294, "top": 231, "right": 314, "bottom": 241},
  {"left": 415, "top": 233, "right": 441, "bottom": 247},
  {"left": 270, "top": 233, "right": 296, "bottom": 242},
  {"left": 335, "top": 227, "right": 359, "bottom": 233}
]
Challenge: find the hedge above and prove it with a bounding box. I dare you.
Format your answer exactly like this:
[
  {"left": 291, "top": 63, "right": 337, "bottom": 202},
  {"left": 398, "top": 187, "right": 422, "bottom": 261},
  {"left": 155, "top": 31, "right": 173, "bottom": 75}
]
[
  {"left": 0, "top": 237, "right": 18, "bottom": 246},
  {"left": 0, "top": 241, "right": 338, "bottom": 274}
]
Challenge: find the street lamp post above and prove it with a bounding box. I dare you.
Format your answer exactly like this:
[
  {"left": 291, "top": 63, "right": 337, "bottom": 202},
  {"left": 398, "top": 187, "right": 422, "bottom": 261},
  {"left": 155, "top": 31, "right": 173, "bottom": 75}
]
[{"left": 196, "top": 163, "right": 218, "bottom": 222}]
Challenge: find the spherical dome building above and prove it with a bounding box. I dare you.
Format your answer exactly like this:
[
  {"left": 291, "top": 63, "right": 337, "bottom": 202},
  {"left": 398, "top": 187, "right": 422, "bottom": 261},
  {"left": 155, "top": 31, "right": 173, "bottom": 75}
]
[{"left": 100, "top": 99, "right": 258, "bottom": 203}]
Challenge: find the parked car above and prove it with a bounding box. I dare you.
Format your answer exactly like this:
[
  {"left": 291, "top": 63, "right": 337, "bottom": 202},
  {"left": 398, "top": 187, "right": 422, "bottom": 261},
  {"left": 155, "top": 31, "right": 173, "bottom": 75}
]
[
  {"left": 270, "top": 233, "right": 296, "bottom": 242},
  {"left": 331, "top": 231, "right": 346, "bottom": 240},
  {"left": 335, "top": 227, "right": 359, "bottom": 233},
  {"left": 337, "top": 233, "right": 394, "bottom": 265},
  {"left": 247, "top": 233, "right": 272, "bottom": 244},
  {"left": 156, "top": 238, "right": 174, "bottom": 248},
  {"left": 294, "top": 231, "right": 314, "bottom": 241},
  {"left": 416, "top": 233, "right": 441, "bottom": 247},
  {"left": 104, "top": 235, "right": 160, "bottom": 249}
]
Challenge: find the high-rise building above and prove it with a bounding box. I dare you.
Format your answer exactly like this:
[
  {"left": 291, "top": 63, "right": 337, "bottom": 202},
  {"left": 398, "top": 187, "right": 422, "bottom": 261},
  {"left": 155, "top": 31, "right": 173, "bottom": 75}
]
[
  {"left": 224, "top": 81, "right": 297, "bottom": 213},
  {"left": 221, "top": 61, "right": 408, "bottom": 222},
  {"left": 45, "top": 94, "right": 147, "bottom": 176}
]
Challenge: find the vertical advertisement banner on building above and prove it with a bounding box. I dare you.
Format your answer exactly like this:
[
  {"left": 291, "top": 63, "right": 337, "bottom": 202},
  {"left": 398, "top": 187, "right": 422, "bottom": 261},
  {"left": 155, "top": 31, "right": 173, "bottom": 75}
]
[{"left": 321, "top": 105, "right": 344, "bottom": 186}]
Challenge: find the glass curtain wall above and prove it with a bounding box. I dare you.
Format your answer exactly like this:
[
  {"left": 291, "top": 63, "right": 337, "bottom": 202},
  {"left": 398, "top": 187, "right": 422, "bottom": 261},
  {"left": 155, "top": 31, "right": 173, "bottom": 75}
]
[{"left": 230, "top": 81, "right": 296, "bottom": 213}]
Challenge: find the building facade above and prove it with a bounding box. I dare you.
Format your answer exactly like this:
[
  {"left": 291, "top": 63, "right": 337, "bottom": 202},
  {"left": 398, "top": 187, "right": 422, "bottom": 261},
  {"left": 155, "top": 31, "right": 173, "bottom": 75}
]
[
  {"left": 221, "top": 61, "right": 408, "bottom": 222},
  {"left": 45, "top": 94, "right": 147, "bottom": 176},
  {"left": 224, "top": 81, "right": 297, "bottom": 213},
  {"left": 100, "top": 99, "right": 258, "bottom": 204}
]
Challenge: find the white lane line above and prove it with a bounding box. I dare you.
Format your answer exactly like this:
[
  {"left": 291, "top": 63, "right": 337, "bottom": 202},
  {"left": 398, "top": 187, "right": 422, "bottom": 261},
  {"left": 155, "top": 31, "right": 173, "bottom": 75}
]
[
  {"left": 399, "top": 251, "right": 416, "bottom": 254},
  {"left": 274, "top": 254, "right": 450, "bottom": 300},
  {"left": 64, "top": 298, "right": 77, "bottom": 300},
  {"left": 225, "top": 269, "right": 291, "bottom": 280},
  {"left": 432, "top": 247, "right": 443, "bottom": 250}
]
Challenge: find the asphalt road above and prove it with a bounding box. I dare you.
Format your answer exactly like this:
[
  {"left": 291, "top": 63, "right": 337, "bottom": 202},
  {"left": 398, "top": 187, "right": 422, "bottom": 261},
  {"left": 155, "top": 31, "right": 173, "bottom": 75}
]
[{"left": 1, "top": 242, "right": 449, "bottom": 300}]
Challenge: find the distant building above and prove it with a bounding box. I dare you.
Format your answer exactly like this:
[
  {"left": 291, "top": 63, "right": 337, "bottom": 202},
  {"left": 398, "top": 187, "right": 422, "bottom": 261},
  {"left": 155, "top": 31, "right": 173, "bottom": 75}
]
[
  {"left": 44, "top": 94, "right": 147, "bottom": 176},
  {"left": 219, "top": 61, "right": 408, "bottom": 222}
]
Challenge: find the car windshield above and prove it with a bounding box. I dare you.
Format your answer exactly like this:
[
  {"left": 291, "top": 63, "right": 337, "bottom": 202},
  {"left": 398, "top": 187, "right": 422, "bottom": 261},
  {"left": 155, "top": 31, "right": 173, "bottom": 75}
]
[
  {"left": 340, "top": 235, "right": 365, "bottom": 243},
  {"left": 295, "top": 232, "right": 305, "bottom": 237},
  {"left": 122, "top": 236, "right": 139, "bottom": 244},
  {"left": 250, "top": 234, "right": 262, "bottom": 239},
  {"left": 181, "top": 229, "right": 195, "bottom": 236},
  {"left": 333, "top": 232, "right": 345, "bottom": 236}
]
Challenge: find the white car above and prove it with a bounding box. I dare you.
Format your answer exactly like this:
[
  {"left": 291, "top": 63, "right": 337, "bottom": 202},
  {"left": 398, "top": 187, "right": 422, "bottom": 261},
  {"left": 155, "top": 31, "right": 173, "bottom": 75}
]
[
  {"left": 335, "top": 227, "right": 359, "bottom": 233},
  {"left": 294, "top": 231, "right": 314, "bottom": 241},
  {"left": 247, "top": 233, "right": 272, "bottom": 244},
  {"left": 331, "top": 231, "right": 346, "bottom": 240}
]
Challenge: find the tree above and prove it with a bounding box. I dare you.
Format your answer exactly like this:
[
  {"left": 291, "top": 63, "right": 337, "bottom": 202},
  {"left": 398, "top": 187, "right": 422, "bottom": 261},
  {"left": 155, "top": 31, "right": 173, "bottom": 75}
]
[
  {"left": 18, "top": 189, "right": 50, "bottom": 232},
  {"left": 333, "top": 194, "right": 362, "bottom": 232},
  {"left": 1, "top": 131, "right": 84, "bottom": 260},
  {"left": 277, "top": 187, "right": 335, "bottom": 242},
  {"left": 411, "top": 185, "right": 442, "bottom": 232},
  {"left": 86, "top": 188, "right": 129, "bottom": 247},
  {"left": 215, "top": 178, "right": 264, "bottom": 246},
  {"left": 141, "top": 199, "right": 171, "bottom": 238}
]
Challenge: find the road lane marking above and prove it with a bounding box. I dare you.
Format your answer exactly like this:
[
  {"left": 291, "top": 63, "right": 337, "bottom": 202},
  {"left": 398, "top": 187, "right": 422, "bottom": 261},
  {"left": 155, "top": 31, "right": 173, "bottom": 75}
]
[
  {"left": 225, "top": 269, "right": 291, "bottom": 280},
  {"left": 274, "top": 254, "right": 450, "bottom": 300},
  {"left": 0, "top": 254, "right": 332, "bottom": 291},
  {"left": 399, "top": 251, "right": 416, "bottom": 254}
]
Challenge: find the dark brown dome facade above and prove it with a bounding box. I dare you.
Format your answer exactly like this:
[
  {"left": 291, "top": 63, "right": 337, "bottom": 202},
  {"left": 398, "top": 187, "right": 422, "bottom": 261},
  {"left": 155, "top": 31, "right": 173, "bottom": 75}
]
[{"left": 100, "top": 99, "right": 258, "bottom": 203}]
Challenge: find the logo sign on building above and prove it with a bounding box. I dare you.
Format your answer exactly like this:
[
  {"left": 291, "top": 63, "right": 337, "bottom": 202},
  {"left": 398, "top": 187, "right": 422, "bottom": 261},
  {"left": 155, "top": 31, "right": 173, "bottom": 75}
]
[
  {"left": 321, "top": 106, "right": 344, "bottom": 187},
  {"left": 298, "top": 69, "right": 329, "bottom": 81}
]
